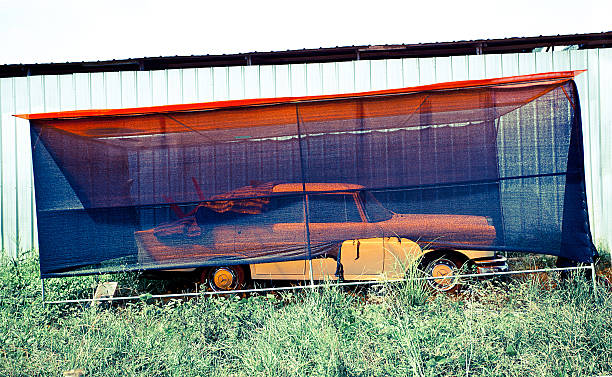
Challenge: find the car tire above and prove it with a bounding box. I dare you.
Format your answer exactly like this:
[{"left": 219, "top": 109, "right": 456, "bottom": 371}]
[
  {"left": 202, "top": 266, "right": 246, "bottom": 292},
  {"left": 423, "top": 254, "right": 464, "bottom": 293}
]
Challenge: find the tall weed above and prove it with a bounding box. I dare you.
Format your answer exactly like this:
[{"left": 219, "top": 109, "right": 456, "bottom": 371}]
[{"left": 0, "top": 254, "right": 610, "bottom": 377}]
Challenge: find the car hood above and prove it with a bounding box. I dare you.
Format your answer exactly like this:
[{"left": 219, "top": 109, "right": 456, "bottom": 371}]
[{"left": 378, "top": 213, "right": 496, "bottom": 246}]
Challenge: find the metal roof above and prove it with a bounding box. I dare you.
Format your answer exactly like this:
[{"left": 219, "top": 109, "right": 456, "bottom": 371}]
[{"left": 1, "top": 31, "right": 611, "bottom": 78}]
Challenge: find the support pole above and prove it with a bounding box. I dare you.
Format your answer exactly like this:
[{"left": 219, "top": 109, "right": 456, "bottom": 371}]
[
  {"left": 295, "top": 104, "right": 314, "bottom": 287},
  {"left": 94, "top": 275, "right": 99, "bottom": 299},
  {"left": 591, "top": 262, "right": 597, "bottom": 297},
  {"left": 308, "top": 259, "right": 315, "bottom": 287},
  {"left": 41, "top": 278, "right": 46, "bottom": 306}
]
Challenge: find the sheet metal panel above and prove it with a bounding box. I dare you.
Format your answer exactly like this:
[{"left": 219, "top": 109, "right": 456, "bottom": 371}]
[{"left": 0, "top": 49, "right": 610, "bottom": 258}]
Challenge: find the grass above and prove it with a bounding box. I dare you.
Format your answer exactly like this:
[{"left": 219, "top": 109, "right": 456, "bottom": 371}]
[{"left": 0, "top": 255, "right": 611, "bottom": 377}]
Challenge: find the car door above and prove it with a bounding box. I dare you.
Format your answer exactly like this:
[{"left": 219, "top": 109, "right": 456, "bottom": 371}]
[
  {"left": 306, "top": 193, "right": 384, "bottom": 279},
  {"left": 249, "top": 195, "right": 307, "bottom": 278}
]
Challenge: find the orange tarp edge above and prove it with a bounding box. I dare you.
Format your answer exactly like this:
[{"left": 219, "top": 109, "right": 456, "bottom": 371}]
[{"left": 15, "top": 70, "right": 585, "bottom": 121}]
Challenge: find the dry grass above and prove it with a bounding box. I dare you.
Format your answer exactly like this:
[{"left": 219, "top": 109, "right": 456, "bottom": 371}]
[{"left": 0, "top": 255, "right": 611, "bottom": 377}]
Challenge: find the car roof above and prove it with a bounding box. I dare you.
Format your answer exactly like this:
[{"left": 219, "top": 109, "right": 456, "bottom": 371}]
[{"left": 272, "top": 183, "right": 365, "bottom": 193}]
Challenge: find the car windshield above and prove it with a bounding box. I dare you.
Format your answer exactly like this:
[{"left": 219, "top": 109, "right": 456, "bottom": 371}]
[{"left": 358, "top": 191, "right": 394, "bottom": 222}]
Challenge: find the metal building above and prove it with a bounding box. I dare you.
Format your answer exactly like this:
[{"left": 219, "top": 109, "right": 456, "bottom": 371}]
[{"left": 1, "top": 32, "right": 611, "bottom": 259}]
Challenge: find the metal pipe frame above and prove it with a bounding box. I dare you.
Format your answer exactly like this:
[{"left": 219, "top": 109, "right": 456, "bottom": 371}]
[{"left": 42, "top": 265, "right": 595, "bottom": 305}]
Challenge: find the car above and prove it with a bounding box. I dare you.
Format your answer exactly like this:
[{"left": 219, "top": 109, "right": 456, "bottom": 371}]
[{"left": 135, "top": 183, "right": 508, "bottom": 292}]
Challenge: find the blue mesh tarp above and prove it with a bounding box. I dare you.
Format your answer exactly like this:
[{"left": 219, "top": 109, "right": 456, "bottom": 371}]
[{"left": 20, "top": 71, "right": 596, "bottom": 278}]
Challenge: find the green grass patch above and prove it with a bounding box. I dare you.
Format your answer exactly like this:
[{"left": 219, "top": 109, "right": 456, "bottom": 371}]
[{"left": 0, "top": 255, "right": 611, "bottom": 376}]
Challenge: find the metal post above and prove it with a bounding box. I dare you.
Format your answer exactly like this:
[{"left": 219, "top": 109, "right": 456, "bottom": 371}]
[
  {"left": 304, "top": 195, "right": 315, "bottom": 287},
  {"left": 591, "top": 262, "right": 597, "bottom": 297},
  {"left": 308, "top": 259, "right": 315, "bottom": 287},
  {"left": 295, "top": 104, "right": 315, "bottom": 287},
  {"left": 94, "top": 275, "right": 99, "bottom": 299},
  {"left": 41, "top": 278, "right": 46, "bottom": 306}
]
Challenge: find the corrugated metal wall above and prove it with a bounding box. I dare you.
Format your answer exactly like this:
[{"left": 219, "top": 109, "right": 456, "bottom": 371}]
[{"left": 1, "top": 48, "right": 611, "bottom": 258}]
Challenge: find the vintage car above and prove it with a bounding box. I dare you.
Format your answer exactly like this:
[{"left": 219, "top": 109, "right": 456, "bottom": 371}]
[{"left": 135, "top": 183, "right": 508, "bottom": 292}]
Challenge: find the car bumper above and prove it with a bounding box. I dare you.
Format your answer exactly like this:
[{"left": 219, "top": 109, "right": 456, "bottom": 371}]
[{"left": 472, "top": 254, "right": 509, "bottom": 274}]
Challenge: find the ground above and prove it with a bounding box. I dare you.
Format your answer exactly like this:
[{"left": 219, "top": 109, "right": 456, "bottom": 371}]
[{"left": 0, "top": 253, "right": 611, "bottom": 377}]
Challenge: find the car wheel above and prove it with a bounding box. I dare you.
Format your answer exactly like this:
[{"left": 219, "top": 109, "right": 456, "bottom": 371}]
[
  {"left": 203, "top": 266, "right": 246, "bottom": 291},
  {"left": 424, "top": 255, "right": 463, "bottom": 293}
]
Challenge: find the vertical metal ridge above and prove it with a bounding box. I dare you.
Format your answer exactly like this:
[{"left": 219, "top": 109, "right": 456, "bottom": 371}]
[
  {"left": 595, "top": 48, "right": 605, "bottom": 249},
  {"left": 12, "top": 78, "right": 19, "bottom": 258},
  {"left": 0, "top": 78, "right": 4, "bottom": 253},
  {"left": 27, "top": 75, "right": 35, "bottom": 249}
]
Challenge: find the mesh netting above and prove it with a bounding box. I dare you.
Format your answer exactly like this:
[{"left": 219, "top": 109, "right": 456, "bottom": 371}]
[{"left": 25, "top": 73, "right": 596, "bottom": 278}]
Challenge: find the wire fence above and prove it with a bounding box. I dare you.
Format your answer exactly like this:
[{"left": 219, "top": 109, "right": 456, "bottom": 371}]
[{"left": 42, "top": 264, "right": 596, "bottom": 305}]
